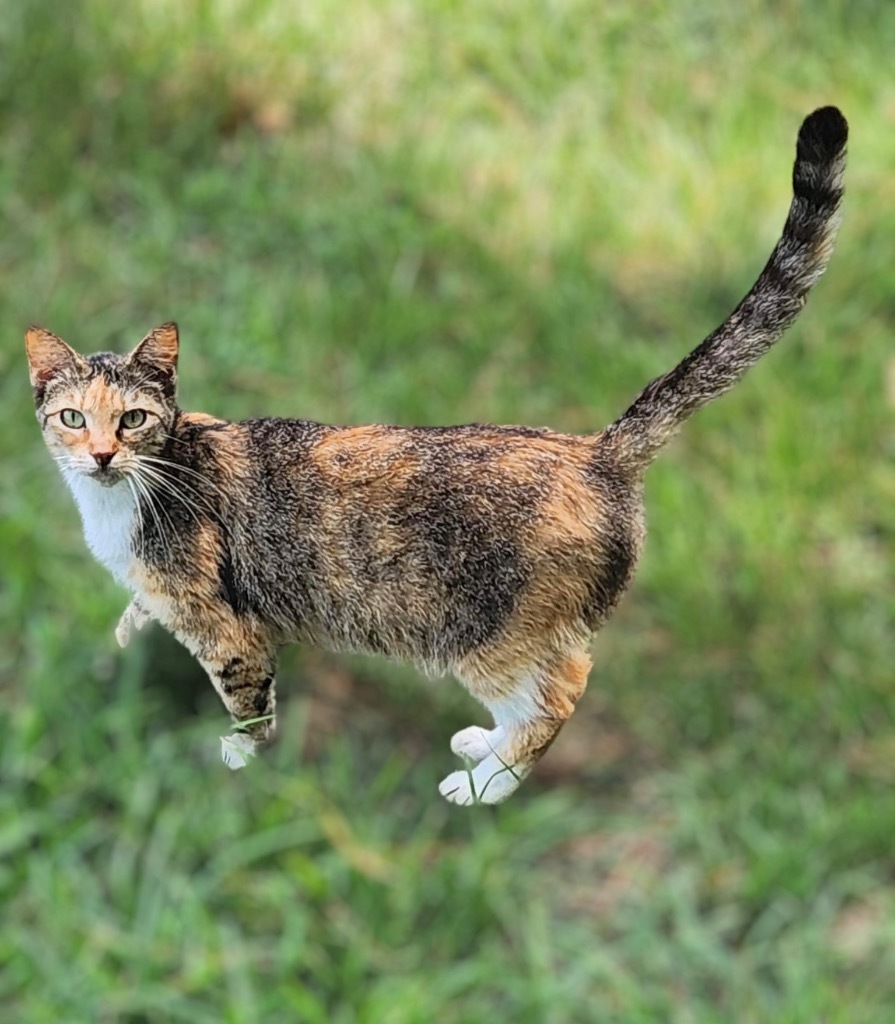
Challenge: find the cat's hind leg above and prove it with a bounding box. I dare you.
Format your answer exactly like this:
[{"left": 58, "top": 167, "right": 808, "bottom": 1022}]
[
  {"left": 440, "top": 650, "right": 591, "bottom": 805},
  {"left": 450, "top": 725, "right": 505, "bottom": 762}
]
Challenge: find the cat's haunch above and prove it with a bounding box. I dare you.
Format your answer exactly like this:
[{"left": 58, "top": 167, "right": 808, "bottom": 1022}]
[{"left": 26, "top": 107, "right": 847, "bottom": 805}]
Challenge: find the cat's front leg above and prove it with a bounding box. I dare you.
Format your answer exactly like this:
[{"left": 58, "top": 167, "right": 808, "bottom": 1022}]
[
  {"left": 196, "top": 642, "right": 279, "bottom": 770},
  {"left": 115, "top": 597, "right": 152, "bottom": 648},
  {"left": 167, "top": 601, "right": 279, "bottom": 768}
]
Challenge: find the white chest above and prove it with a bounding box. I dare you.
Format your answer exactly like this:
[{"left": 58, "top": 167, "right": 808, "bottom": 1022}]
[{"left": 64, "top": 473, "right": 138, "bottom": 586}]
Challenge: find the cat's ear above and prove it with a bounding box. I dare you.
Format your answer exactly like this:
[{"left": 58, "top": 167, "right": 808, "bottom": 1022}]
[
  {"left": 24, "top": 327, "right": 86, "bottom": 388},
  {"left": 128, "top": 322, "right": 179, "bottom": 380}
]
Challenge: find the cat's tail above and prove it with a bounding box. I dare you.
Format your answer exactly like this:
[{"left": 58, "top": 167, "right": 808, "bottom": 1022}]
[{"left": 598, "top": 106, "right": 847, "bottom": 475}]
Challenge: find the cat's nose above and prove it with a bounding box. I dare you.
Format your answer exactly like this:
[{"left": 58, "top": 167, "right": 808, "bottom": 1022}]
[{"left": 92, "top": 451, "right": 116, "bottom": 469}]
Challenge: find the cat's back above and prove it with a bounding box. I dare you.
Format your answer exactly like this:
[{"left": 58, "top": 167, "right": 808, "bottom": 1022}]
[
  {"left": 234, "top": 417, "right": 643, "bottom": 563},
  {"left": 225, "top": 418, "right": 643, "bottom": 665},
  {"left": 245, "top": 418, "right": 620, "bottom": 522}
]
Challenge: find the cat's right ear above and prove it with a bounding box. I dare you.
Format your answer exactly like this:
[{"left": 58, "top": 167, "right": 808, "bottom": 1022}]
[
  {"left": 128, "top": 322, "right": 179, "bottom": 382},
  {"left": 24, "top": 327, "right": 85, "bottom": 389}
]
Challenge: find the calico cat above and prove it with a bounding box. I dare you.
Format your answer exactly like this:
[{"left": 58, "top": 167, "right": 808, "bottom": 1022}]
[{"left": 26, "top": 107, "right": 847, "bottom": 805}]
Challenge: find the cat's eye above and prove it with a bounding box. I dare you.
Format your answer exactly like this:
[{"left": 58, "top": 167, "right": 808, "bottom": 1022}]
[
  {"left": 120, "top": 409, "right": 148, "bottom": 429},
  {"left": 59, "top": 409, "right": 85, "bottom": 429}
]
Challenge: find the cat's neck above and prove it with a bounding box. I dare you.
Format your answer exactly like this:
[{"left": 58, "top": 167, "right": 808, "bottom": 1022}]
[{"left": 63, "top": 471, "right": 137, "bottom": 586}]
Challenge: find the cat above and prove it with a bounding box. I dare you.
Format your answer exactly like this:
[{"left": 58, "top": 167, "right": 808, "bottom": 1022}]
[{"left": 26, "top": 107, "right": 847, "bottom": 805}]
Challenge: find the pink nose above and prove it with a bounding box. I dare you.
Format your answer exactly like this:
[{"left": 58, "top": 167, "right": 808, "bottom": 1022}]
[{"left": 92, "top": 451, "right": 116, "bottom": 468}]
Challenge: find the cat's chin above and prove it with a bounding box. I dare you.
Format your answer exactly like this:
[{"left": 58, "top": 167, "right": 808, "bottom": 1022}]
[{"left": 86, "top": 468, "right": 127, "bottom": 488}]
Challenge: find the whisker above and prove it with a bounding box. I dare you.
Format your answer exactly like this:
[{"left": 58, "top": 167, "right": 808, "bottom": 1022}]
[
  {"left": 138, "top": 458, "right": 222, "bottom": 501},
  {"left": 134, "top": 468, "right": 180, "bottom": 539},
  {"left": 135, "top": 461, "right": 220, "bottom": 523},
  {"left": 135, "top": 456, "right": 228, "bottom": 532},
  {"left": 124, "top": 475, "right": 146, "bottom": 558},
  {"left": 158, "top": 431, "right": 191, "bottom": 448},
  {"left": 140, "top": 454, "right": 227, "bottom": 498},
  {"left": 129, "top": 470, "right": 162, "bottom": 541},
  {"left": 136, "top": 464, "right": 226, "bottom": 539},
  {"left": 130, "top": 470, "right": 170, "bottom": 558},
  {"left": 135, "top": 464, "right": 207, "bottom": 530}
]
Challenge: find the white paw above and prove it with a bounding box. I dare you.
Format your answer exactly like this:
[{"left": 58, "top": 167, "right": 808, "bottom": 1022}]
[
  {"left": 438, "top": 768, "right": 479, "bottom": 806},
  {"left": 438, "top": 752, "right": 526, "bottom": 806},
  {"left": 131, "top": 602, "right": 151, "bottom": 631},
  {"left": 473, "top": 754, "right": 524, "bottom": 804},
  {"left": 220, "top": 732, "right": 256, "bottom": 770},
  {"left": 115, "top": 607, "right": 133, "bottom": 648},
  {"left": 115, "top": 600, "right": 151, "bottom": 648},
  {"left": 450, "top": 725, "right": 504, "bottom": 762}
]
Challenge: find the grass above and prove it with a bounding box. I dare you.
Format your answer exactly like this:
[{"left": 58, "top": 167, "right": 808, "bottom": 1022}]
[{"left": 1, "top": 0, "right": 894, "bottom": 1020}]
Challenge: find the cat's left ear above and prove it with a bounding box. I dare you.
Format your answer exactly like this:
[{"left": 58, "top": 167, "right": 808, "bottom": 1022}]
[{"left": 128, "top": 322, "right": 179, "bottom": 381}]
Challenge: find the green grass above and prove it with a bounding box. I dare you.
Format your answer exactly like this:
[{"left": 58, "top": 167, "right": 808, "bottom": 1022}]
[{"left": 2, "top": 1, "right": 894, "bottom": 1020}]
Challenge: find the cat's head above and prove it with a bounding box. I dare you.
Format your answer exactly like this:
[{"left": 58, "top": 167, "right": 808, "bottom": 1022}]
[{"left": 25, "top": 322, "right": 179, "bottom": 487}]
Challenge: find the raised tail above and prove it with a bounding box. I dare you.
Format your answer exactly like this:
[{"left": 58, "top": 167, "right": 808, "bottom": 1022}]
[{"left": 599, "top": 106, "right": 847, "bottom": 474}]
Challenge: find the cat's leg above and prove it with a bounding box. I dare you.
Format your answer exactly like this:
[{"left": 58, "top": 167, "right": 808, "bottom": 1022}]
[
  {"left": 183, "top": 623, "right": 279, "bottom": 767},
  {"left": 167, "top": 601, "right": 279, "bottom": 767},
  {"left": 450, "top": 725, "right": 505, "bottom": 762},
  {"left": 115, "top": 597, "right": 151, "bottom": 648},
  {"left": 203, "top": 650, "right": 278, "bottom": 741},
  {"left": 440, "top": 650, "right": 591, "bottom": 805}
]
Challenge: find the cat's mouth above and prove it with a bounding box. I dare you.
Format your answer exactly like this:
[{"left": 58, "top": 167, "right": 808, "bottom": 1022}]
[{"left": 88, "top": 466, "right": 126, "bottom": 487}]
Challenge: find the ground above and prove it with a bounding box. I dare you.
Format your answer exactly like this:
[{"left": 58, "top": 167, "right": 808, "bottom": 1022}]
[{"left": 1, "top": 2, "right": 894, "bottom": 1020}]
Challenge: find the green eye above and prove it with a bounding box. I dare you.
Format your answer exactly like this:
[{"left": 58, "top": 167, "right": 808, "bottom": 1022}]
[
  {"left": 60, "top": 409, "right": 85, "bottom": 428},
  {"left": 120, "top": 409, "right": 148, "bottom": 429}
]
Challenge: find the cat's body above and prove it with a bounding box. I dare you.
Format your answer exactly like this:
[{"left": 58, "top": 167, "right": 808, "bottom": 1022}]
[
  {"left": 26, "top": 107, "right": 847, "bottom": 804},
  {"left": 146, "top": 418, "right": 639, "bottom": 668}
]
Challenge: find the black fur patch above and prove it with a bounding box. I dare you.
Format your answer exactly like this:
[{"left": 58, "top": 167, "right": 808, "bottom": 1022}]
[
  {"left": 392, "top": 469, "right": 536, "bottom": 658},
  {"left": 220, "top": 657, "right": 245, "bottom": 680},
  {"left": 253, "top": 677, "right": 274, "bottom": 714},
  {"left": 219, "top": 550, "right": 252, "bottom": 615},
  {"left": 583, "top": 529, "right": 637, "bottom": 628}
]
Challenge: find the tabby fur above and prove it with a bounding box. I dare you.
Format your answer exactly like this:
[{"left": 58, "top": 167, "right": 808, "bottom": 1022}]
[{"left": 26, "top": 107, "right": 847, "bottom": 804}]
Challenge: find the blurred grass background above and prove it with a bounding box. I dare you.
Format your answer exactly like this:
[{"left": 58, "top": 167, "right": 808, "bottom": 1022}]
[{"left": 1, "top": 0, "right": 894, "bottom": 1020}]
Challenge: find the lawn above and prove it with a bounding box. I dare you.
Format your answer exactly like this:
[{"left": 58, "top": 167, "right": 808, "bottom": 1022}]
[{"left": 1, "top": 1, "right": 893, "bottom": 1021}]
